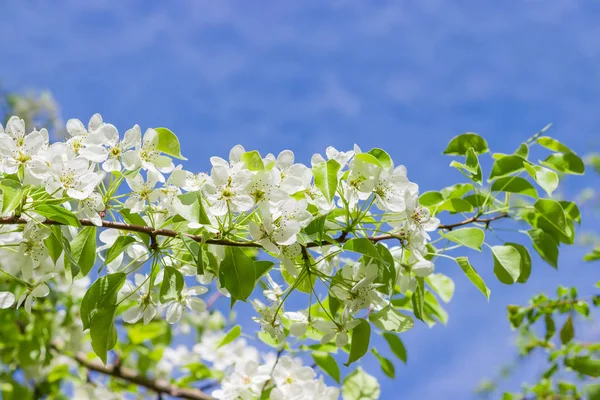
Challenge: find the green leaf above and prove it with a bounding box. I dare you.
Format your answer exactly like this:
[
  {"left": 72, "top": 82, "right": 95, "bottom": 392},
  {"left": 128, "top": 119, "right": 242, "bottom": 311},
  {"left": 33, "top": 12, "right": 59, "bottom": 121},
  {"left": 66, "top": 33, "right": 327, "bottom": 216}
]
[
  {"left": 367, "top": 148, "right": 392, "bottom": 169},
  {"left": 81, "top": 273, "right": 126, "bottom": 363},
  {"left": 544, "top": 314, "right": 556, "bottom": 341},
  {"left": 584, "top": 246, "right": 600, "bottom": 262},
  {"left": 455, "top": 257, "right": 490, "bottom": 299},
  {"left": 219, "top": 247, "right": 256, "bottom": 305},
  {"left": 241, "top": 150, "right": 264, "bottom": 171},
  {"left": 383, "top": 333, "right": 407, "bottom": 363},
  {"left": 343, "top": 238, "right": 382, "bottom": 260},
  {"left": 514, "top": 143, "right": 529, "bottom": 159},
  {"left": 312, "top": 352, "right": 340, "bottom": 383},
  {"left": 81, "top": 273, "right": 126, "bottom": 330},
  {"left": 179, "top": 234, "right": 204, "bottom": 275},
  {"left": 342, "top": 367, "right": 380, "bottom": 400},
  {"left": 534, "top": 199, "right": 572, "bottom": 242},
  {"left": 0, "top": 179, "right": 23, "bottom": 214},
  {"left": 127, "top": 321, "right": 170, "bottom": 344},
  {"left": 313, "top": 159, "right": 340, "bottom": 202},
  {"left": 218, "top": 325, "right": 241, "bottom": 348},
  {"left": 34, "top": 204, "right": 81, "bottom": 227},
  {"left": 443, "top": 133, "right": 489, "bottom": 155},
  {"left": 560, "top": 201, "right": 581, "bottom": 224},
  {"left": 541, "top": 153, "right": 585, "bottom": 175},
  {"left": 440, "top": 183, "right": 473, "bottom": 199},
  {"left": 490, "top": 176, "right": 538, "bottom": 198},
  {"left": 465, "top": 148, "right": 483, "bottom": 184},
  {"left": 440, "top": 227, "right": 484, "bottom": 251},
  {"left": 565, "top": 357, "right": 600, "bottom": 378},
  {"left": 524, "top": 164, "right": 558, "bottom": 196},
  {"left": 90, "top": 306, "right": 118, "bottom": 364},
  {"left": 344, "top": 319, "right": 370, "bottom": 367},
  {"left": 527, "top": 229, "right": 559, "bottom": 268},
  {"left": 120, "top": 208, "right": 150, "bottom": 246},
  {"left": 560, "top": 315, "right": 574, "bottom": 345},
  {"left": 411, "top": 277, "right": 425, "bottom": 321},
  {"left": 44, "top": 225, "right": 64, "bottom": 264},
  {"left": 419, "top": 191, "right": 444, "bottom": 207},
  {"left": 104, "top": 235, "right": 137, "bottom": 265},
  {"left": 489, "top": 155, "right": 527, "bottom": 180},
  {"left": 160, "top": 266, "right": 184, "bottom": 303},
  {"left": 492, "top": 245, "right": 522, "bottom": 284},
  {"left": 155, "top": 127, "right": 186, "bottom": 160},
  {"left": 254, "top": 260, "right": 274, "bottom": 282},
  {"left": 436, "top": 198, "right": 473, "bottom": 213},
  {"left": 505, "top": 243, "right": 532, "bottom": 284},
  {"left": 536, "top": 136, "right": 573, "bottom": 153},
  {"left": 369, "top": 305, "right": 414, "bottom": 333},
  {"left": 371, "top": 348, "right": 395, "bottom": 378},
  {"left": 427, "top": 273, "right": 455, "bottom": 303},
  {"left": 70, "top": 226, "right": 97, "bottom": 277}
]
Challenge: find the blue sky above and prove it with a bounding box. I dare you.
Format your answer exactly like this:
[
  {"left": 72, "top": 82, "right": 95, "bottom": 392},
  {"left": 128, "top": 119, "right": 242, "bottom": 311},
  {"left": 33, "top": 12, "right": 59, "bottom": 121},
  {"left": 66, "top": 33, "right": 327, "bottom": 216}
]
[{"left": 1, "top": 0, "right": 600, "bottom": 398}]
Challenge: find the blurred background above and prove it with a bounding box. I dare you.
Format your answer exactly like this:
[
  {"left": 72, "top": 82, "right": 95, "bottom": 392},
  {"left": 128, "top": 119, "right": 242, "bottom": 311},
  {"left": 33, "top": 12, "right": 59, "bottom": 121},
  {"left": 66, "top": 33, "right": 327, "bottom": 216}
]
[{"left": 1, "top": 1, "right": 599, "bottom": 398}]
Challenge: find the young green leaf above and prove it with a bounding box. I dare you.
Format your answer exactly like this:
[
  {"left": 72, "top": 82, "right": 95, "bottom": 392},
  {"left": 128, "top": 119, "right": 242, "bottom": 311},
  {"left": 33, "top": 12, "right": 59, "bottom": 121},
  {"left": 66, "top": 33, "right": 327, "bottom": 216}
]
[
  {"left": 505, "top": 243, "right": 532, "bottom": 284},
  {"left": 0, "top": 179, "right": 23, "bottom": 214},
  {"left": 492, "top": 245, "right": 522, "bottom": 284},
  {"left": 104, "top": 235, "right": 137, "bottom": 265},
  {"left": 443, "top": 133, "right": 489, "bottom": 155},
  {"left": 219, "top": 247, "right": 256, "bottom": 305},
  {"left": 342, "top": 367, "right": 380, "bottom": 400},
  {"left": 383, "top": 333, "right": 407, "bottom": 363},
  {"left": 371, "top": 348, "right": 395, "bottom": 378},
  {"left": 369, "top": 305, "right": 414, "bottom": 333},
  {"left": 218, "top": 325, "right": 241, "bottom": 348},
  {"left": 564, "top": 357, "right": 600, "bottom": 377},
  {"left": 490, "top": 176, "right": 538, "bottom": 198},
  {"left": 541, "top": 153, "right": 585, "bottom": 175},
  {"left": 412, "top": 278, "right": 425, "bottom": 321},
  {"left": 343, "top": 238, "right": 383, "bottom": 260},
  {"left": 560, "top": 315, "right": 574, "bottom": 345},
  {"left": 160, "top": 266, "right": 184, "bottom": 303},
  {"left": 526, "top": 229, "right": 559, "bottom": 268},
  {"left": 34, "top": 204, "right": 81, "bottom": 227},
  {"left": 81, "top": 273, "right": 126, "bottom": 330},
  {"left": 455, "top": 257, "right": 491, "bottom": 299},
  {"left": 313, "top": 159, "right": 340, "bottom": 203},
  {"left": 344, "top": 319, "right": 371, "bottom": 367},
  {"left": 489, "top": 155, "right": 527, "bottom": 180},
  {"left": 426, "top": 273, "right": 455, "bottom": 303},
  {"left": 155, "top": 127, "right": 186, "bottom": 160},
  {"left": 312, "top": 352, "right": 340, "bottom": 383},
  {"left": 440, "top": 227, "right": 485, "bottom": 251},
  {"left": 524, "top": 164, "right": 558, "bottom": 196},
  {"left": 241, "top": 150, "right": 264, "bottom": 171},
  {"left": 534, "top": 199, "right": 572, "bottom": 243},
  {"left": 70, "top": 226, "right": 97, "bottom": 277},
  {"left": 367, "top": 148, "right": 392, "bottom": 169},
  {"left": 419, "top": 191, "right": 444, "bottom": 207}
]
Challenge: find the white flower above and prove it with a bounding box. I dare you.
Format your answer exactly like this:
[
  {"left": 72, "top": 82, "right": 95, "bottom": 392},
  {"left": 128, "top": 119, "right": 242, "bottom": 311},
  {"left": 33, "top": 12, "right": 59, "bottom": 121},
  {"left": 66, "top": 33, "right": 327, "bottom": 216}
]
[
  {"left": 124, "top": 170, "right": 163, "bottom": 213},
  {"left": 165, "top": 285, "right": 208, "bottom": 324},
  {"left": 16, "top": 273, "right": 54, "bottom": 313},
  {"left": 212, "top": 360, "right": 271, "bottom": 400},
  {"left": 251, "top": 299, "right": 284, "bottom": 342},
  {"left": 311, "top": 146, "right": 354, "bottom": 170},
  {"left": 0, "top": 291, "right": 16, "bottom": 309},
  {"left": 373, "top": 164, "right": 415, "bottom": 212},
  {"left": 314, "top": 313, "right": 361, "bottom": 347},
  {"left": 246, "top": 169, "right": 289, "bottom": 209},
  {"left": 203, "top": 164, "right": 254, "bottom": 216},
  {"left": 249, "top": 199, "right": 312, "bottom": 255},
  {"left": 45, "top": 155, "right": 105, "bottom": 200},
  {"left": 263, "top": 273, "right": 284, "bottom": 302},
  {"left": 193, "top": 332, "right": 259, "bottom": 371},
  {"left": 284, "top": 310, "right": 309, "bottom": 336},
  {"left": 122, "top": 127, "right": 174, "bottom": 174},
  {"left": 332, "top": 261, "right": 384, "bottom": 313},
  {"left": 101, "top": 124, "right": 140, "bottom": 172},
  {"left": 274, "top": 150, "right": 312, "bottom": 194},
  {"left": 18, "top": 222, "right": 51, "bottom": 279},
  {"left": 66, "top": 113, "right": 115, "bottom": 162},
  {"left": 121, "top": 274, "right": 157, "bottom": 325},
  {"left": 0, "top": 126, "right": 48, "bottom": 174},
  {"left": 77, "top": 192, "right": 105, "bottom": 226}
]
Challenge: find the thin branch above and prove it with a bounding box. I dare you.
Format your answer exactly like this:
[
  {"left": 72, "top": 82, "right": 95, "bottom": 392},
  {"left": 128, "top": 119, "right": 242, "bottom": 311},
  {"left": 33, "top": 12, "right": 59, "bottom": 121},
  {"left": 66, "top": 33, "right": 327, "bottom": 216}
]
[
  {"left": 0, "top": 213, "right": 510, "bottom": 249},
  {"left": 70, "top": 351, "right": 212, "bottom": 400}
]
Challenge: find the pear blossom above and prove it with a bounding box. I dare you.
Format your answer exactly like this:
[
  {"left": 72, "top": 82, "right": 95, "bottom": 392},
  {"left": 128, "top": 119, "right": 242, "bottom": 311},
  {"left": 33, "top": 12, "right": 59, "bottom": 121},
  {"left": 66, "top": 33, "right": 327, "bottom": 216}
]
[
  {"left": 44, "top": 155, "right": 105, "bottom": 200},
  {"left": 251, "top": 299, "right": 284, "bottom": 342},
  {"left": 121, "top": 273, "right": 158, "bottom": 325},
  {"left": 125, "top": 170, "right": 163, "bottom": 213},
  {"left": 332, "top": 261, "right": 385, "bottom": 312},
  {"left": 66, "top": 113, "right": 115, "bottom": 161},
  {"left": 284, "top": 310, "right": 310, "bottom": 336},
  {"left": 122, "top": 127, "right": 175, "bottom": 174},
  {"left": 203, "top": 164, "right": 254, "bottom": 216},
  {"left": 212, "top": 360, "right": 271, "bottom": 400},
  {"left": 100, "top": 124, "right": 140, "bottom": 172},
  {"left": 17, "top": 273, "right": 54, "bottom": 313},
  {"left": 18, "top": 222, "right": 51, "bottom": 279},
  {"left": 314, "top": 313, "right": 361, "bottom": 347},
  {"left": 0, "top": 126, "right": 48, "bottom": 174},
  {"left": 166, "top": 284, "right": 208, "bottom": 324},
  {"left": 77, "top": 192, "right": 105, "bottom": 226}
]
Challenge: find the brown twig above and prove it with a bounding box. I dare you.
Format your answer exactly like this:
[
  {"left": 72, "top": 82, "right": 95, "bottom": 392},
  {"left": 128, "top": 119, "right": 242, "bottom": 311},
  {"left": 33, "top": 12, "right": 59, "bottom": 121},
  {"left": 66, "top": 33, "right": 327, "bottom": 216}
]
[
  {"left": 70, "top": 351, "right": 212, "bottom": 400},
  {"left": 0, "top": 213, "right": 509, "bottom": 249}
]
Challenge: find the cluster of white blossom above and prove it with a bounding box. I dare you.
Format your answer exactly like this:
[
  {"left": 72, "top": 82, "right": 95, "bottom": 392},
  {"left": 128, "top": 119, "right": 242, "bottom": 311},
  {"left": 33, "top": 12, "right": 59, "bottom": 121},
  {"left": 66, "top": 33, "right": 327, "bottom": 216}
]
[{"left": 0, "top": 113, "right": 438, "bottom": 346}]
